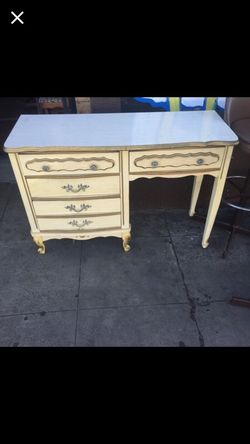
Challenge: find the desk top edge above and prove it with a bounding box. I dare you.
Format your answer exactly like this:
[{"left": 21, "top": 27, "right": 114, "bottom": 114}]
[
  {"left": 4, "top": 111, "right": 239, "bottom": 151},
  {"left": 4, "top": 141, "right": 239, "bottom": 154}
]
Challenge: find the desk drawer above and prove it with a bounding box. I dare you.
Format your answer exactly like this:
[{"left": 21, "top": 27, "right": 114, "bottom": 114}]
[
  {"left": 27, "top": 176, "right": 120, "bottom": 198},
  {"left": 33, "top": 198, "right": 121, "bottom": 216},
  {"left": 37, "top": 214, "right": 121, "bottom": 231},
  {"left": 129, "top": 148, "right": 225, "bottom": 173},
  {"left": 19, "top": 152, "right": 119, "bottom": 176}
]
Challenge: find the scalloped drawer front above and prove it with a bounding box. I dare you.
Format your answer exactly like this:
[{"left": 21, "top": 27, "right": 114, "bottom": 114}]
[
  {"left": 19, "top": 153, "right": 119, "bottom": 176},
  {"left": 129, "top": 148, "right": 225, "bottom": 173},
  {"left": 37, "top": 214, "right": 121, "bottom": 231},
  {"left": 27, "top": 176, "right": 120, "bottom": 198}
]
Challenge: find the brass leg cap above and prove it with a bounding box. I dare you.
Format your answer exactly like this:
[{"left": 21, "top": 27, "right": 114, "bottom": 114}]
[
  {"left": 123, "top": 244, "right": 131, "bottom": 252},
  {"left": 38, "top": 247, "right": 46, "bottom": 255}
]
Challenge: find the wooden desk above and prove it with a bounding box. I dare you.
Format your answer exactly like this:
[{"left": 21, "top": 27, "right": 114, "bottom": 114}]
[{"left": 4, "top": 111, "right": 238, "bottom": 254}]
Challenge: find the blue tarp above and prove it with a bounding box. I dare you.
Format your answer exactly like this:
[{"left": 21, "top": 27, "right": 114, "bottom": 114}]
[{"left": 134, "top": 97, "right": 226, "bottom": 112}]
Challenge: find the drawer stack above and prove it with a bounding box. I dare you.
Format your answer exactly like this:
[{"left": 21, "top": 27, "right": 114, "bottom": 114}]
[{"left": 18, "top": 152, "right": 121, "bottom": 233}]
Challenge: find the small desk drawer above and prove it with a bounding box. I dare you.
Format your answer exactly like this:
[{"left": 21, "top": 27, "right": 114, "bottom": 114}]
[
  {"left": 19, "top": 152, "right": 119, "bottom": 176},
  {"left": 129, "top": 148, "right": 225, "bottom": 173},
  {"left": 27, "top": 176, "right": 120, "bottom": 198},
  {"left": 33, "top": 198, "right": 121, "bottom": 216},
  {"left": 37, "top": 214, "right": 121, "bottom": 231}
]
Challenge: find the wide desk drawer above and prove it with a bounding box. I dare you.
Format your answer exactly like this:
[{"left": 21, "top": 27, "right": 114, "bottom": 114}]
[
  {"left": 38, "top": 214, "right": 121, "bottom": 231},
  {"left": 33, "top": 198, "right": 121, "bottom": 216},
  {"left": 129, "top": 147, "right": 225, "bottom": 173},
  {"left": 19, "top": 152, "right": 119, "bottom": 176},
  {"left": 27, "top": 176, "right": 120, "bottom": 198}
]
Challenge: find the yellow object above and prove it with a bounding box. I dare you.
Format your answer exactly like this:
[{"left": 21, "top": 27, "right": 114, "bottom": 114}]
[
  {"left": 206, "top": 98, "right": 217, "bottom": 110},
  {"left": 169, "top": 97, "right": 217, "bottom": 111},
  {"left": 169, "top": 98, "right": 180, "bottom": 111}
]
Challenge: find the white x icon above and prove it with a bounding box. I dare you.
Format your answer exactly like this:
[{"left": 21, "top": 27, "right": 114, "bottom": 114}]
[{"left": 11, "top": 11, "right": 24, "bottom": 24}]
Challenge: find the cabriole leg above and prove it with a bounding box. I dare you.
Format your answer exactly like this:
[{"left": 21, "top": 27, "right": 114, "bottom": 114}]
[
  {"left": 33, "top": 236, "right": 46, "bottom": 254},
  {"left": 122, "top": 233, "right": 131, "bottom": 252}
]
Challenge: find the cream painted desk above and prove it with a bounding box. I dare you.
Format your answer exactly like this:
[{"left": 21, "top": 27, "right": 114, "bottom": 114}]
[{"left": 4, "top": 111, "right": 238, "bottom": 254}]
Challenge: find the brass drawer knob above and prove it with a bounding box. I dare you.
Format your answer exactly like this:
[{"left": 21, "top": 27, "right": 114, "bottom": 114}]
[
  {"left": 197, "top": 158, "right": 204, "bottom": 165},
  {"left": 42, "top": 165, "right": 50, "bottom": 172},
  {"left": 90, "top": 163, "right": 98, "bottom": 171},
  {"left": 151, "top": 160, "right": 159, "bottom": 168}
]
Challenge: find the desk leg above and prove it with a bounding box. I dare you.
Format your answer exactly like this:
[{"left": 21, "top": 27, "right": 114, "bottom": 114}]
[
  {"left": 189, "top": 175, "right": 204, "bottom": 217},
  {"left": 122, "top": 233, "right": 131, "bottom": 252},
  {"left": 33, "top": 235, "right": 45, "bottom": 254},
  {"left": 202, "top": 147, "right": 234, "bottom": 248},
  {"left": 121, "top": 151, "right": 131, "bottom": 252}
]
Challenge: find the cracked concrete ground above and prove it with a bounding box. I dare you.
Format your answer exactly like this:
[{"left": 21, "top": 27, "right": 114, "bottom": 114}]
[{"left": 1, "top": 156, "right": 250, "bottom": 347}]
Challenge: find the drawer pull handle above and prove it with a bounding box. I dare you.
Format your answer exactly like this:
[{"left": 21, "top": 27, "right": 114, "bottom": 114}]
[
  {"left": 151, "top": 160, "right": 159, "bottom": 168},
  {"left": 90, "top": 163, "right": 98, "bottom": 171},
  {"left": 42, "top": 165, "right": 50, "bottom": 172},
  {"left": 196, "top": 158, "right": 204, "bottom": 165},
  {"left": 65, "top": 204, "right": 92, "bottom": 213},
  {"left": 68, "top": 219, "right": 93, "bottom": 228},
  {"left": 62, "top": 184, "right": 90, "bottom": 193}
]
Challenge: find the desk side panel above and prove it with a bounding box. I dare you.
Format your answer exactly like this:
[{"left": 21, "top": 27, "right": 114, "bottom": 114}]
[{"left": 8, "top": 153, "right": 39, "bottom": 233}]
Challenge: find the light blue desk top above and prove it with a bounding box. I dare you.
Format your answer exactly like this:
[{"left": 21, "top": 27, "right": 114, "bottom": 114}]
[{"left": 4, "top": 111, "right": 238, "bottom": 151}]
